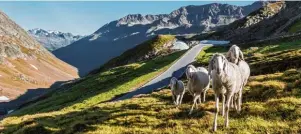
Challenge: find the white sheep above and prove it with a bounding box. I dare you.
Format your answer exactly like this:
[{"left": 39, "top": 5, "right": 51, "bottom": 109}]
[
  {"left": 186, "top": 65, "right": 210, "bottom": 115},
  {"left": 209, "top": 53, "right": 243, "bottom": 131},
  {"left": 196, "top": 67, "right": 210, "bottom": 102},
  {"left": 226, "top": 45, "right": 250, "bottom": 112},
  {"left": 170, "top": 77, "right": 185, "bottom": 106}
]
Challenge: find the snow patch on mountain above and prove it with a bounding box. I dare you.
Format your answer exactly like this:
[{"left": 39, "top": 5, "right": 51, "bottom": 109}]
[{"left": 28, "top": 28, "right": 84, "bottom": 51}]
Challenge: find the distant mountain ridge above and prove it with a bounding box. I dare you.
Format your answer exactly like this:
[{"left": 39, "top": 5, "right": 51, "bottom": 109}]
[
  {"left": 28, "top": 28, "right": 84, "bottom": 51},
  {"left": 94, "top": 1, "right": 268, "bottom": 39},
  {"left": 54, "top": 1, "right": 267, "bottom": 76}
]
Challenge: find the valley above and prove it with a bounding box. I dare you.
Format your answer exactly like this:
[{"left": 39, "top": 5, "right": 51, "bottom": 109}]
[
  {"left": 1, "top": 1, "right": 301, "bottom": 134},
  {"left": 2, "top": 36, "right": 301, "bottom": 134}
]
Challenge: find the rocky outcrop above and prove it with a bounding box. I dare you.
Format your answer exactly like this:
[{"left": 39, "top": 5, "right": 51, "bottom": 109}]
[
  {"left": 28, "top": 28, "right": 84, "bottom": 51},
  {"left": 206, "top": 1, "right": 301, "bottom": 43}
]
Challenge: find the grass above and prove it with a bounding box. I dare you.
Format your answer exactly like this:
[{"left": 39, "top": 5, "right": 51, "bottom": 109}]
[
  {"left": 288, "top": 20, "right": 301, "bottom": 33},
  {"left": 3, "top": 50, "right": 185, "bottom": 117},
  {"left": 195, "top": 46, "right": 227, "bottom": 66},
  {"left": 244, "top": 40, "right": 301, "bottom": 54},
  {"left": 98, "top": 35, "right": 176, "bottom": 70},
  {"left": 242, "top": 40, "right": 301, "bottom": 75},
  {"left": 2, "top": 40, "right": 301, "bottom": 133},
  {"left": 195, "top": 40, "right": 301, "bottom": 75},
  {"left": 2, "top": 68, "right": 300, "bottom": 133}
]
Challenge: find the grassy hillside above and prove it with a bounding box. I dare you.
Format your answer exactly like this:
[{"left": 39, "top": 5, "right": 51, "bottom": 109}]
[
  {"left": 5, "top": 50, "right": 185, "bottom": 115},
  {"left": 1, "top": 40, "right": 301, "bottom": 133},
  {"left": 288, "top": 20, "right": 301, "bottom": 33},
  {"left": 97, "top": 35, "right": 176, "bottom": 71}
]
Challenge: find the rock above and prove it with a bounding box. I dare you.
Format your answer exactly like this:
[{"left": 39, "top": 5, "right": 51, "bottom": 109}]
[
  {"left": 250, "top": 47, "right": 259, "bottom": 51},
  {"left": 28, "top": 29, "right": 84, "bottom": 51}
]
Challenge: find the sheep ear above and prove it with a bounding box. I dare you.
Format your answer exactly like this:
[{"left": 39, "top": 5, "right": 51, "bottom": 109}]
[
  {"left": 191, "top": 72, "right": 196, "bottom": 81},
  {"left": 208, "top": 56, "right": 214, "bottom": 76},
  {"left": 223, "top": 57, "right": 227, "bottom": 72},
  {"left": 239, "top": 50, "right": 244, "bottom": 61},
  {"left": 226, "top": 52, "right": 230, "bottom": 59},
  {"left": 186, "top": 67, "right": 191, "bottom": 79}
]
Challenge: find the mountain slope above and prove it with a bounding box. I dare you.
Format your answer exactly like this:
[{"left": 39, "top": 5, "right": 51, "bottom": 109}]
[
  {"left": 53, "top": 2, "right": 266, "bottom": 76},
  {"left": 98, "top": 35, "right": 177, "bottom": 70},
  {"left": 0, "top": 11, "right": 78, "bottom": 104},
  {"left": 205, "top": 1, "right": 301, "bottom": 43},
  {"left": 28, "top": 28, "right": 84, "bottom": 51}
]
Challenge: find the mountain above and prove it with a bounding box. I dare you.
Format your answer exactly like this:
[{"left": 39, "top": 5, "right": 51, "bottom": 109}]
[
  {"left": 90, "top": 35, "right": 177, "bottom": 74},
  {"left": 28, "top": 28, "right": 84, "bottom": 51},
  {"left": 3, "top": 24, "right": 301, "bottom": 134},
  {"left": 53, "top": 2, "right": 267, "bottom": 76},
  {"left": 0, "top": 10, "right": 78, "bottom": 103},
  {"left": 204, "top": 1, "right": 301, "bottom": 43}
]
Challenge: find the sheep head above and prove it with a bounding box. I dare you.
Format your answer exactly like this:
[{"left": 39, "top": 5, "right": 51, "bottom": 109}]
[
  {"left": 170, "top": 77, "right": 178, "bottom": 87},
  {"left": 226, "top": 45, "right": 244, "bottom": 64},
  {"left": 186, "top": 65, "right": 197, "bottom": 79},
  {"left": 209, "top": 54, "right": 228, "bottom": 75}
]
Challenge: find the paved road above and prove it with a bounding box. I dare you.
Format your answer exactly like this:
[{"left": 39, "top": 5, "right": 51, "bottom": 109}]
[{"left": 114, "top": 43, "right": 211, "bottom": 101}]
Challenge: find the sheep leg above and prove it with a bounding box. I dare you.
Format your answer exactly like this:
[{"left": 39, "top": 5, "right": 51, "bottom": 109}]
[
  {"left": 213, "top": 95, "right": 219, "bottom": 131},
  {"left": 176, "top": 95, "right": 181, "bottom": 106},
  {"left": 202, "top": 90, "right": 207, "bottom": 102},
  {"left": 238, "top": 89, "right": 242, "bottom": 113},
  {"left": 179, "top": 92, "right": 184, "bottom": 105},
  {"left": 221, "top": 94, "right": 225, "bottom": 117},
  {"left": 230, "top": 95, "right": 234, "bottom": 108},
  {"left": 224, "top": 93, "right": 232, "bottom": 128},
  {"left": 198, "top": 94, "right": 202, "bottom": 104},
  {"left": 172, "top": 93, "right": 176, "bottom": 105},
  {"left": 194, "top": 93, "right": 201, "bottom": 104},
  {"left": 234, "top": 95, "right": 238, "bottom": 111},
  {"left": 189, "top": 95, "right": 199, "bottom": 115}
]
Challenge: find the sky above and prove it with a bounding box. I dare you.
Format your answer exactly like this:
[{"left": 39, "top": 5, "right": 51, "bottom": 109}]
[{"left": 0, "top": 1, "right": 255, "bottom": 35}]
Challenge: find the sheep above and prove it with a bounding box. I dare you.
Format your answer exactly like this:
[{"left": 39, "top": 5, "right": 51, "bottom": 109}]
[
  {"left": 170, "top": 77, "right": 185, "bottom": 106},
  {"left": 226, "top": 45, "right": 250, "bottom": 112},
  {"left": 197, "top": 67, "right": 210, "bottom": 102},
  {"left": 186, "top": 65, "right": 210, "bottom": 115},
  {"left": 209, "top": 53, "right": 243, "bottom": 131}
]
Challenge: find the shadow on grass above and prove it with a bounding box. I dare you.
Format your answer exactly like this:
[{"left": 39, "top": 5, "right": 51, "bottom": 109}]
[
  {"left": 2, "top": 95, "right": 210, "bottom": 134},
  {"left": 0, "top": 81, "right": 69, "bottom": 117}
]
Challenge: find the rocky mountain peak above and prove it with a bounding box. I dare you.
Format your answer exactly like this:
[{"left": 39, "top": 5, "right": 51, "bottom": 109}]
[
  {"left": 28, "top": 28, "right": 84, "bottom": 51},
  {"left": 116, "top": 14, "right": 165, "bottom": 26}
]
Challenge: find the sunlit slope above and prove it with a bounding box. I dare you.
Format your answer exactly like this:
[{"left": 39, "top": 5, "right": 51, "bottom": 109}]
[
  {"left": 2, "top": 39, "right": 301, "bottom": 133},
  {"left": 0, "top": 10, "right": 78, "bottom": 100}
]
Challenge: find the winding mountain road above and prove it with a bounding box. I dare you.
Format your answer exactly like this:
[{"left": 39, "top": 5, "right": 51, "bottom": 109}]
[{"left": 114, "top": 43, "right": 212, "bottom": 101}]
